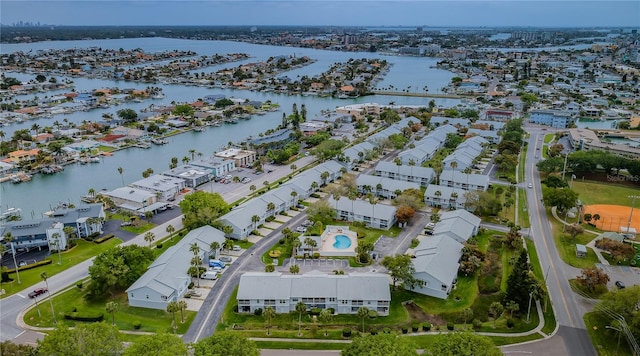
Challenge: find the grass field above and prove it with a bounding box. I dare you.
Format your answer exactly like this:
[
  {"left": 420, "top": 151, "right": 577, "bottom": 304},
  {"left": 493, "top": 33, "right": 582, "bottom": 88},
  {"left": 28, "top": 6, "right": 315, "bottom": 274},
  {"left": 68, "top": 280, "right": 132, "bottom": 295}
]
[
  {"left": 1, "top": 238, "right": 122, "bottom": 298},
  {"left": 548, "top": 212, "right": 600, "bottom": 268},
  {"left": 584, "top": 312, "right": 634, "bottom": 356},
  {"left": 544, "top": 134, "right": 555, "bottom": 144},
  {"left": 571, "top": 181, "right": 640, "bottom": 206}
]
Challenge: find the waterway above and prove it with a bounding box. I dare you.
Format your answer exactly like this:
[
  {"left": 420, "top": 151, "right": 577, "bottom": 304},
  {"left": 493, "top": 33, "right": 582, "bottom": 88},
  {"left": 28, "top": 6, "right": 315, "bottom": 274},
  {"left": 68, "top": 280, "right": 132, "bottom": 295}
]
[{"left": 1, "top": 37, "right": 460, "bottom": 217}]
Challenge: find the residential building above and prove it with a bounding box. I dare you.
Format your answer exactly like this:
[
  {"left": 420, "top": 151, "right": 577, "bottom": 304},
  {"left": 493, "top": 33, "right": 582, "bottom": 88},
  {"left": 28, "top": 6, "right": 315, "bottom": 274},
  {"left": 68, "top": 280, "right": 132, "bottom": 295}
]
[
  {"left": 328, "top": 196, "right": 397, "bottom": 229},
  {"left": 567, "top": 128, "right": 640, "bottom": 159},
  {"left": 162, "top": 165, "right": 211, "bottom": 188},
  {"left": 439, "top": 170, "right": 490, "bottom": 191},
  {"left": 6, "top": 149, "right": 39, "bottom": 164},
  {"left": 237, "top": 271, "right": 391, "bottom": 315},
  {"left": 214, "top": 148, "right": 255, "bottom": 168},
  {"left": 101, "top": 187, "right": 162, "bottom": 215},
  {"left": 529, "top": 109, "right": 575, "bottom": 128},
  {"left": 356, "top": 174, "right": 421, "bottom": 199},
  {"left": 439, "top": 209, "right": 481, "bottom": 235},
  {"left": 335, "top": 103, "right": 381, "bottom": 120},
  {"left": 126, "top": 225, "right": 225, "bottom": 310},
  {"left": 466, "top": 129, "right": 500, "bottom": 144},
  {"left": 191, "top": 156, "right": 236, "bottom": 177},
  {"left": 248, "top": 129, "right": 294, "bottom": 155},
  {"left": 129, "top": 175, "right": 185, "bottom": 202},
  {"left": 373, "top": 161, "right": 435, "bottom": 187},
  {"left": 430, "top": 116, "right": 469, "bottom": 128},
  {"left": 398, "top": 138, "right": 440, "bottom": 165},
  {"left": 484, "top": 109, "right": 516, "bottom": 121},
  {"left": 410, "top": 235, "right": 463, "bottom": 299},
  {"left": 423, "top": 184, "right": 467, "bottom": 210}
]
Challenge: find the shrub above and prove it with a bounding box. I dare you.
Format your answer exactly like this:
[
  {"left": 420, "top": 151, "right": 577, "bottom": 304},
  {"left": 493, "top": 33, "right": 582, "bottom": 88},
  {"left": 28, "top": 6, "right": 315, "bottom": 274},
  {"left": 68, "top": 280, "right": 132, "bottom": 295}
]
[
  {"left": 71, "top": 307, "right": 77, "bottom": 312},
  {"left": 401, "top": 327, "right": 409, "bottom": 334},
  {"left": 76, "top": 282, "right": 83, "bottom": 289},
  {"left": 254, "top": 308, "right": 263, "bottom": 316},
  {"left": 156, "top": 243, "right": 163, "bottom": 249},
  {"left": 64, "top": 312, "right": 104, "bottom": 322},
  {"left": 447, "top": 322, "right": 454, "bottom": 331},
  {"left": 383, "top": 327, "right": 391, "bottom": 334},
  {"left": 265, "top": 216, "right": 275, "bottom": 222},
  {"left": 133, "top": 321, "right": 142, "bottom": 330},
  {"left": 368, "top": 310, "right": 378, "bottom": 318},
  {"left": 370, "top": 328, "right": 378, "bottom": 335},
  {"left": 507, "top": 319, "right": 515, "bottom": 328},
  {"left": 472, "top": 319, "right": 482, "bottom": 330},
  {"left": 310, "top": 307, "right": 322, "bottom": 315},
  {"left": 313, "top": 252, "right": 320, "bottom": 259},
  {"left": 412, "top": 324, "right": 419, "bottom": 332},
  {"left": 89, "top": 231, "right": 101, "bottom": 239},
  {"left": 188, "top": 282, "right": 195, "bottom": 289},
  {"left": 357, "top": 231, "right": 365, "bottom": 239},
  {"left": 279, "top": 238, "right": 285, "bottom": 245},
  {"left": 94, "top": 234, "right": 115, "bottom": 244},
  {"left": 422, "top": 323, "right": 431, "bottom": 331},
  {"left": 342, "top": 328, "right": 352, "bottom": 337},
  {"left": 327, "top": 308, "right": 335, "bottom": 314},
  {"left": 8, "top": 259, "right": 52, "bottom": 273}
]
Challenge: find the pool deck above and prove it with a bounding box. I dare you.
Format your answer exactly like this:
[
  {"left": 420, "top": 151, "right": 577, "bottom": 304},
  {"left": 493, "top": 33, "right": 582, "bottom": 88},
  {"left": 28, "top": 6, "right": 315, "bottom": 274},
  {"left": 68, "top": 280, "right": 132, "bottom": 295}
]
[{"left": 318, "top": 226, "right": 357, "bottom": 257}]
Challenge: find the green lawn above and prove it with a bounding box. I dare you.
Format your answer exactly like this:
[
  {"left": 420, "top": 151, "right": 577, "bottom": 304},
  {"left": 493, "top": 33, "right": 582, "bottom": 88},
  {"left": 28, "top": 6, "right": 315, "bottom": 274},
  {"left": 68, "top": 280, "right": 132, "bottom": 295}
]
[
  {"left": 1, "top": 238, "right": 121, "bottom": 298},
  {"left": 571, "top": 181, "right": 640, "bottom": 206},
  {"left": 549, "top": 216, "right": 600, "bottom": 268},
  {"left": 121, "top": 222, "right": 156, "bottom": 234},
  {"left": 23, "top": 286, "right": 195, "bottom": 334},
  {"left": 584, "top": 312, "right": 634, "bottom": 356},
  {"left": 518, "top": 188, "right": 530, "bottom": 228},
  {"left": 525, "top": 239, "right": 557, "bottom": 335},
  {"left": 544, "top": 134, "right": 555, "bottom": 144}
]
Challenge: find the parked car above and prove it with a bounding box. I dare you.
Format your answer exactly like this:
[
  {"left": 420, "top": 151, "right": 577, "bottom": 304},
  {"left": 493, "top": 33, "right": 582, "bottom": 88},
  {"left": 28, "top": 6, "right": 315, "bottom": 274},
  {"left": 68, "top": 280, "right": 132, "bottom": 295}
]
[
  {"left": 615, "top": 281, "right": 626, "bottom": 289},
  {"left": 200, "top": 271, "right": 218, "bottom": 280},
  {"left": 302, "top": 220, "right": 313, "bottom": 227},
  {"left": 232, "top": 245, "right": 242, "bottom": 251},
  {"left": 28, "top": 288, "right": 47, "bottom": 298},
  {"left": 296, "top": 226, "right": 307, "bottom": 233},
  {"left": 18, "top": 260, "right": 27, "bottom": 267},
  {"left": 219, "top": 256, "right": 232, "bottom": 263}
]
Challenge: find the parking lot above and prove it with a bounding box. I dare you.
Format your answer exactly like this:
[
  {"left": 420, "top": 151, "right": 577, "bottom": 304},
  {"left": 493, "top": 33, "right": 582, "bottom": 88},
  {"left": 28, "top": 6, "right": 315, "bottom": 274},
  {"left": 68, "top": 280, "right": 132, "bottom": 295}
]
[{"left": 596, "top": 263, "right": 640, "bottom": 290}]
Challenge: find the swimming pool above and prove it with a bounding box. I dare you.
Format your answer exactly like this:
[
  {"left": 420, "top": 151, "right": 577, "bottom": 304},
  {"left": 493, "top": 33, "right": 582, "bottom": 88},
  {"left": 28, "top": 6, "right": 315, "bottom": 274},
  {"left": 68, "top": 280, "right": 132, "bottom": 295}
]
[{"left": 333, "top": 234, "right": 352, "bottom": 249}]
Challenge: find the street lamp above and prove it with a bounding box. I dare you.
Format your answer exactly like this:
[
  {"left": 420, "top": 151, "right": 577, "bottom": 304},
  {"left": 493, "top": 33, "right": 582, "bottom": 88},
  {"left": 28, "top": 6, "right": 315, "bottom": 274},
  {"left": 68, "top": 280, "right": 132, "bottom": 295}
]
[
  {"left": 526, "top": 291, "right": 533, "bottom": 323},
  {"left": 606, "top": 325, "right": 622, "bottom": 351}
]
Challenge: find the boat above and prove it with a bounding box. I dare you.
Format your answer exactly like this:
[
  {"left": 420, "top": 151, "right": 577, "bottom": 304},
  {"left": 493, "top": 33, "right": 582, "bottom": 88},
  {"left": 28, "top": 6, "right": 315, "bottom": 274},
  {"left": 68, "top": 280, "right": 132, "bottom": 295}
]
[
  {"left": 213, "top": 121, "right": 222, "bottom": 127},
  {"left": 152, "top": 93, "right": 165, "bottom": 99},
  {"left": 0, "top": 207, "right": 22, "bottom": 221},
  {"left": 239, "top": 114, "right": 251, "bottom": 120},
  {"left": 194, "top": 126, "right": 205, "bottom": 132},
  {"left": 226, "top": 118, "right": 239, "bottom": 124},
  {"left": 90, "top": 157, "right": 100, "bottom": 163},
  {"left": 136, "top": 142, "right": 151, "bottom": 149},
  {"left": 151, "top": 138, "right": 168, "bottom": 145}
]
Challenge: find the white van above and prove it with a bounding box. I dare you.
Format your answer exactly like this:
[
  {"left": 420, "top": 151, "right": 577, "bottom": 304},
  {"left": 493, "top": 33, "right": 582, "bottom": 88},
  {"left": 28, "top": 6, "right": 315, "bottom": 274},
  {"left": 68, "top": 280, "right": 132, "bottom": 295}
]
[
  {"left": 232, "top": 245, "right": 241, "bottom": 251},
  {"left": 201, "top": 271, "right": 218, "bottom": 280}
]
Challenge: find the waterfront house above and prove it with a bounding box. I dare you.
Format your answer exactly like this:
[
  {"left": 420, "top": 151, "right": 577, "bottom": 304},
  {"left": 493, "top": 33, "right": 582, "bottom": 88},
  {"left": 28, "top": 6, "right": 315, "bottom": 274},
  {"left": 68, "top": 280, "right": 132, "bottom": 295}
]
[
  {"left": 162, "top": 165, "right": 211, "bottom": 188},
  {"left": 237, "top": 271, "right": 391, "bottom": 315},
  {"left": 248, "top": 129, "right": 293, "bottom": 155},
  {"left": 7, "top": 149, "right": 39, "bottom": 164},
  {"left": 101, "top": 187, "right": 160, "bottom": 215},
  {"left": 129, "top": 175, "right": 185, "bottom": 202},
  {"left": 191, "top": 156, "right": 236, "bottom": 177},
  {"left": 126, "top": 225, "right": 225, "bottom": 310},
  {"left": 214, "top": 148, "right": 255, "bottom": 169},
  {"left": 327, "top": 196, "right": 397, "bottom": 230},
  {"left": 112, "top": 126, "right": 149, "bottom": 140},
  {"left": 373, "top": 161, "right": 435, "bottom": 187},
  {"left": 356, "top": 174, "right": 421, "bottom": 199},
  {"left": 529, "top": 110, "right": 575, "bottom": 128}
]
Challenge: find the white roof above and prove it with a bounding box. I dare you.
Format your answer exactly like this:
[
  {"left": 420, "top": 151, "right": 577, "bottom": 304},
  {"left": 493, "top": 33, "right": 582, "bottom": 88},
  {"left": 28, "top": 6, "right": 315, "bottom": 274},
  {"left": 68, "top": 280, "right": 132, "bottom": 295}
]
[{"left": 413, "top": 235, "right": 463, "bottom": 285}]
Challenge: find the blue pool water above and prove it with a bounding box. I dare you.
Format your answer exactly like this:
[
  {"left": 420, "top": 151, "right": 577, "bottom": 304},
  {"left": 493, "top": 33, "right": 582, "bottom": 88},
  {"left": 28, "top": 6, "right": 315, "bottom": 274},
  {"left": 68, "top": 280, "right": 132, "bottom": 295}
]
[{"left": 333, "top": 235, "right": 352, "bottom": 249}]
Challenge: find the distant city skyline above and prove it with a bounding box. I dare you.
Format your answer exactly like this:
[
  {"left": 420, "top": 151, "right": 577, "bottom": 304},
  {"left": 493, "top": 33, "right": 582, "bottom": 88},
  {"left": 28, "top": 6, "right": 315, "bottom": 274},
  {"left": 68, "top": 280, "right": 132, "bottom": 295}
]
[{"left": 1, "top": 1, "right": 639, "bottom": 28}]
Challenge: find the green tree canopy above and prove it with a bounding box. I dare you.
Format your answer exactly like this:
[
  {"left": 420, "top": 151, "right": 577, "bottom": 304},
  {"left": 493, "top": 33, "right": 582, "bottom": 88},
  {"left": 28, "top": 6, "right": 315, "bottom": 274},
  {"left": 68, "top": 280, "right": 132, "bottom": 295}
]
[
  {"left": 37, "top": 322, "right": 123, "bottom": 356},
  {"left": 116, "top": 108, "right": 138, "bottom": 123},
  {"left": 542, "top": 187, "right": 579, "bottom": 214},
  {"left": 123, "top": 332, "right": 188, "bottom": 356},
  {"left": 381, "top": 254, "right": 424, "bottom": 289},
  {"left": 173, "top": 104, "right": 195, "bottom": 117},
  {"left": 311, "top": 139, "right": 346, "bottom": 161},
  {"left": 426, "top": 332, "right": 502, "bottom": 356},
  {"left": 596, "top": 285, "right": 640, "bottom": 340},
  {"left": 87, "top": 245, "right": 155, "bottom": 299},
  {"left": 1, "top": 340, "right": 35, "bottom": 356},
  {"left": 306, "top": 200, "right": 337, "bottom": 226},
  {"left": 193, "top": 332, "right": 259, "bottom": 356},
  {"left": 179, "top": 191, "right": 230, "bottom": 230},
  {"left": 341, "top": 333, "right": 418, "bottom": 356},
  {"left": 504, "top": 249, "right": 535, "bottom": 310}
]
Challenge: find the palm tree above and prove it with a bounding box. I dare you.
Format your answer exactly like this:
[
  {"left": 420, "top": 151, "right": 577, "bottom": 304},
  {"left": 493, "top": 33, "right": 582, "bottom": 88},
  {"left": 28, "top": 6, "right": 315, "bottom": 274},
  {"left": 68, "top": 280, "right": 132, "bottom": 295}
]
[
  {"left": 310, "top": 181, "right": 318, "bottom": 192},
  {"left": 178, "top": 300, "right": 188, "bottom": 323},
  {"left": 144, "top": 232, "right": 155, "bottom": 247},
  {"left": 449, "top": 161, "right": 458, "bottom": 186},
  {"left": 264, "top": 306, "right": 276, "bottom": 335},
  {"left": 222, "top": 225, "right": 234, "bottom": 239},
  {"left": 304, "top": 237, "right": 317, "bottom": 255},
  {"left": 320, "top": 171, "right": 330, "bottom": 186},
  {"left": 290, "top": 191, "right": 298, "bottom": 206},
  {"left": 188, "top": 149, "right": 196, "bottom": 161},
  {"left": 51, "top": 233, "right": 62, "bottom": 265},
  {"left": 105, "top": 301, "right": 119, "bottom": 325},
  {"left": 117, "top": 167, "right": 124, "bottom": 186},
  {"left": 41, "top": 272, "right": 56, "bottom": 324},
  {"left": 251, "top": 215, "right": 260, "bottom": 232},
  {"left": 223, "top": 238, "right": 234, "bottom": 253},
  {"left": 393, "top": 157, "right": 402, "bottom": 177},
  {"left": 166, "top": 224, "right": 175, "bottom": 237},
  {"left": 291, "top": 237, "right": 301, "bottom": 264},
  {"left": 289, "top": 264, "right": 300, "bottom": 275},
  {"left": 190, "top": 242, "right": 201, "bottom": 287},
  {"left": 290, "top": 164, "right": 297, "bottom": 172},
  {"left": 295, "top": 301, "right": 307, "bottom": 336},
  {"left": 166, "top": 301, "right": 179, "bottom": 333},
  {"left": 357, "top": 306, "right": 369, "bottom": 334},
  {"left": 367, "top": 193, "right": 379, "bottom": 226},
  {"left": 210, "top": 241, "right": 220, "bottom": 259},
  {"left": 249, "top": 185, "right": 256, "bottom": 194},
  {"left": 4, "top": 233, "right": 20, "bottom": 284},
  {"left": 319, "top": 309, "right": 333, "bottom": 336}
]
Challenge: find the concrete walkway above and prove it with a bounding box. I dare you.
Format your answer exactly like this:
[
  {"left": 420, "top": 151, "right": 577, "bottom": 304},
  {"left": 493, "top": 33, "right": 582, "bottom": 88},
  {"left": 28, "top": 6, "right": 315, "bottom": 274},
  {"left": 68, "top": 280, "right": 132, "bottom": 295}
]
[{"left": 550, "top": 207, "right": 610, "bottom": 266}]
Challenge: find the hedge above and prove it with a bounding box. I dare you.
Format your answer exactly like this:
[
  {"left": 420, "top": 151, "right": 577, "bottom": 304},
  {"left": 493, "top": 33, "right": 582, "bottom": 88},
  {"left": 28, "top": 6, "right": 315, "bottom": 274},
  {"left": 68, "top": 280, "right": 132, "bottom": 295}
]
[
  {"left": 64, "top": 312, "right": 104, "bottom": 322},
  {"left": 7, "top": 259, "right": 52, "bottom": 273},
  {"left": 94, "top": 234, "right": 115, "bottom": 244}
]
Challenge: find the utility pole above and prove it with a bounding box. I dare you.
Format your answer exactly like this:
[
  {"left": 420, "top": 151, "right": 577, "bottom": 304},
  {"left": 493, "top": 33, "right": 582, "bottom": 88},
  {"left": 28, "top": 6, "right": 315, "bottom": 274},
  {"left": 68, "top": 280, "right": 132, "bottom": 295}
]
[
  {"left": 627, "top": 195, "right": 639, "bottom": 236},
  {"left": 527, "top": 291, "right": 533, "bottom": 323},
  {"left": 562, "top": 153, "right": 568, "bottom": 181}
]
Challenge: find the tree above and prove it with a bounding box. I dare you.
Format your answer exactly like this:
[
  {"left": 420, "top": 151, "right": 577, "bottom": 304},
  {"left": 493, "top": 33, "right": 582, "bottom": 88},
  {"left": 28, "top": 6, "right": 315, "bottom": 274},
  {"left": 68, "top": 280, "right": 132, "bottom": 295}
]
[
  {"left": 251, "top": 215, "right": 260, "bottom": 232},
  {"left": 342, "top": 334, "right": 418, "bottom": 356},
  {"left": 41, "top": 272, "right": 56, "bottom": 324},
  {"left": 264, "top": 264, "right": 275, "bottom": 272},
  {"left": 117, "top": 166, "right": 124, "bottom": 186},
  {"left": 504, "top": 249, "right": 535, "bottom": 310},
  {"left": 505, "top": 300, "right": 520, "bottom": 318},
  {"left": 166, "top": 301, "right": 179, "bottom": 333},
  {"left": 193, "top": 332, "right": 259, "bottom": 356},
  {"left": 542, "top": 187, "right": 578, "bottom": 214},
  {"left": 289, "top": 264, "right": 300, "bottom": 275},
  {"left": 596, "top": 285, "right": 640, "bottom": 339},
  {"left": 37, "top": 323, "right": 123, "bottom": 356},
  {"left": 381, "top": 254, "right": 425, "bottom": 289},
  {"left": 295, "top": 301, "right": 307, "bottom": 336},
  {"left": 179, "top": 191, "right": 230, "bottom": 229},
  {"left": 105, "top": 301, "right": 118, "bottom": 325},
  {"left": 304, "top": 237, "right": 317, "bottom": 255},
  {"left": 166, "top": 224, "right": 175, "bottom": 237},
  {"left": 577, "top": 267, "right": 610, "bottom": 293},
  {"left": 117, "top": 108, "right": 138, "bottom": 123},
  {"left": 461, "top": 307, "right": 474, "bottom": 328},
  {"left": 263, "top": 306, "right": 276, "bottom": 335},
  {"left": 51, "top": 232, "right": 62, "bottom": 265},
  {"left": 144, "top": 231, "right": 155, "bottom": 247},
  {"left": 306, "top": 200, "right": 336, "bottom": 226},
  {"left": 357, "top": 306, "right": 370, "bottom": 333},
  {"left": 87, "top": 245, "right": 155, "bottom": 299},
  {"left": 565, "top": 223, "right": 584, "bottom": 240},
  {"left": 209, "top": 241, "right": 220, "bottom": 259},
  {"left": 318, "top": 308, "right": 333, "bottom": 336},
  {"left": 395, "top": 205, "right": 416, "bottom": 225},
  {"left": 177, "top": 300, "right": 188, "bottom": 323},
  {"left": 0, "top": 340, "right": 35, "bottom": 356},
  {"left": 489, "top": 302, "right": 504, "bottom": 327},
  {"left": 123, "top": 332, "right": 188, "bottom": 356},
  {"left": 427, "top": 333, "right": 501, "bottom": 356}
]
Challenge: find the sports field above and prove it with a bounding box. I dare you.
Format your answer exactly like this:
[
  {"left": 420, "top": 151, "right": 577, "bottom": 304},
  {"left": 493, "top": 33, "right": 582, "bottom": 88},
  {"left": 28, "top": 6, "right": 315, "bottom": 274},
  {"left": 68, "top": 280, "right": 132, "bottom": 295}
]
[{"left": 583, "top": 204, "right": 640, "bottom": 232}]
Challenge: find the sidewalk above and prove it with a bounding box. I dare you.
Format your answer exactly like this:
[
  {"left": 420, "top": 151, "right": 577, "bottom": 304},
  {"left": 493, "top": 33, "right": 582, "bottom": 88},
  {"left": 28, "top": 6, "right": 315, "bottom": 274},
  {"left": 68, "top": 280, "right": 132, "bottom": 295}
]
[{"left": 550, "top": 207, "right": 609, "bottom": 266}]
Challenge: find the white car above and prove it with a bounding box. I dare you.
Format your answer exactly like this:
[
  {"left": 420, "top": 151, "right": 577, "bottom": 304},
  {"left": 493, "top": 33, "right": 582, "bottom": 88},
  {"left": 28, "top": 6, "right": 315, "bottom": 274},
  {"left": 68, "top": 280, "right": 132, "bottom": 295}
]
[
  {"left": 528, "top": 183, "right": 533, "bottom": 189},
  {"left": 296, "top": 226, "right": 307, "bottom": 233}
]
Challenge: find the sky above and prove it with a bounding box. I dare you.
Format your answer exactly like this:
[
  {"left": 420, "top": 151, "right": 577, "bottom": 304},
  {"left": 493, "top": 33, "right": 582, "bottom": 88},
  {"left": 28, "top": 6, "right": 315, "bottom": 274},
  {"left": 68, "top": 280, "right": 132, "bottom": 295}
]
[{"left": 1, "top": 0, "right": 639, "bottom": 28}]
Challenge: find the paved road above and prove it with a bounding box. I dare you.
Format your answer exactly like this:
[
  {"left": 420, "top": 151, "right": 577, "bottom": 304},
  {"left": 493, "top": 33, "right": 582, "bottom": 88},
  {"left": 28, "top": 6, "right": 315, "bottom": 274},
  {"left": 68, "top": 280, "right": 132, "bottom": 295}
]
[
  {"left": 517, "top": 126, "right": 596, "bottom": 355},
  {"left": 0, "top": 154, "right": 315, "bottom": 344}
]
